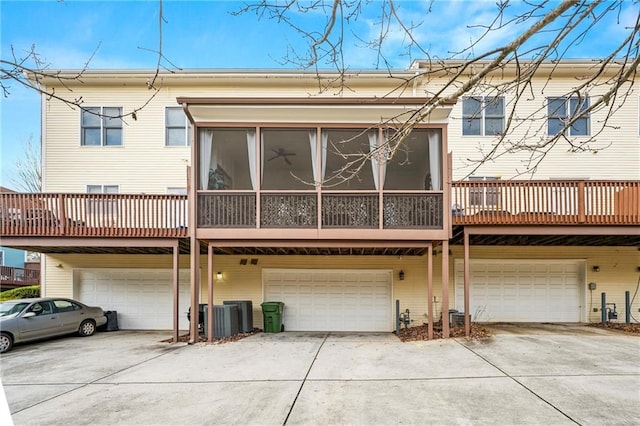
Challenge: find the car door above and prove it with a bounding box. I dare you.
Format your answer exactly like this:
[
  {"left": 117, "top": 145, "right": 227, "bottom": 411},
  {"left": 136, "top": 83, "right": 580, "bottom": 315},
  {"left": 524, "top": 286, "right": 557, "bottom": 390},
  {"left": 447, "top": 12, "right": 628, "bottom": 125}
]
[
  {"left": 18, "top": 301, "right": 62, "bottom": 341},
  {"left": 52, "top": 299, "right": 84, "bottom": 332}
]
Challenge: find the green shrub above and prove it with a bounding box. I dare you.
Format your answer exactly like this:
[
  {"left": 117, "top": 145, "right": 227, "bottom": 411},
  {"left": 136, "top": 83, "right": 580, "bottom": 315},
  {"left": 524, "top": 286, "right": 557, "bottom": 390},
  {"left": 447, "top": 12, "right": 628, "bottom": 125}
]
[{"left": 0, "top": 286, "right": 41, "bottom": 302}]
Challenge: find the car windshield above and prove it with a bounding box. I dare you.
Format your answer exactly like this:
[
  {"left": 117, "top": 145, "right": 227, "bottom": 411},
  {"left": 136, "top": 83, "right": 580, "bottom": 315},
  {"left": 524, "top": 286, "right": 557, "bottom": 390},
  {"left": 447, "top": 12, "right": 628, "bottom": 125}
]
[{"left": 0, "top": 301, "right": 30, "bottom": 317}]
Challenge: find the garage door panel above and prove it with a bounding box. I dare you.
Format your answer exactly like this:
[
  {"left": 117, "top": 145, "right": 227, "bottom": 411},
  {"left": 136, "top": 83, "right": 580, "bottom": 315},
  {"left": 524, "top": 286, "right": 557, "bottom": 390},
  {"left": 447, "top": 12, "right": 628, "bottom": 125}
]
[
  {"left": 455, "top": 261, "right": 582, "bottom": 322},
  {"left": 264, "top": 269, "right": 392, "bottom": 332},
  {"left": 76, "top": 269, "right": 190, "bottom": 330}
]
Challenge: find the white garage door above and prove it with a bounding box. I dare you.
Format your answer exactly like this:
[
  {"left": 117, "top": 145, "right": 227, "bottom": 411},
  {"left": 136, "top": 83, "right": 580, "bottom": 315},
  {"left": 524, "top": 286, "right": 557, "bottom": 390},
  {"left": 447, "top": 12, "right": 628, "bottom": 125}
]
[
  {"left": 264, "top": 269, "right": 393, "bottom": 332},
  {"left": 454, "top": 260, "right": 583, "bottom": 322},
  {"left": 76, "top": 269, "right": 191, "bottom": 330}
]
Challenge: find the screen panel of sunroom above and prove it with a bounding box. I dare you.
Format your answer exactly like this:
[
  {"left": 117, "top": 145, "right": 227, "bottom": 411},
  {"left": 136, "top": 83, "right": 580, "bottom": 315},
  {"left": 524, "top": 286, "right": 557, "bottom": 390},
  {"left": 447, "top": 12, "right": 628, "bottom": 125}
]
[
  {"left": 383, "top": 129, "right": 442, "bottom": 191},
  {"left": 321, "top": 129, "right": 377, "bottom": 190},
  {"left": 261, "top": 128, "right": 316, "bottom": 190},
  {"left": 198, "top": 128, "right": 255, "bottom": 190}
]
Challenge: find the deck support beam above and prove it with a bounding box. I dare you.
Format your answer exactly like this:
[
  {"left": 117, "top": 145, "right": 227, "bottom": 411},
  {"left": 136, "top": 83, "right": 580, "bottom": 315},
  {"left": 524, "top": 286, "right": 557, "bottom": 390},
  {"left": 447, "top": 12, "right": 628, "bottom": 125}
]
[
  {"left": 427, "top": 244, "right": 434, "bottom": 340},
  {"left": 172, "top": 242, "right": 180, "bottom": 343},
  {"left": 207, "top": 244, "right": 214, "bottom": 343},
  {"left": 464, "top": 231, "right": 470, "bottom": 338},
  {"left": 441, "top": 240, "right": 450, "bottom": 338}
]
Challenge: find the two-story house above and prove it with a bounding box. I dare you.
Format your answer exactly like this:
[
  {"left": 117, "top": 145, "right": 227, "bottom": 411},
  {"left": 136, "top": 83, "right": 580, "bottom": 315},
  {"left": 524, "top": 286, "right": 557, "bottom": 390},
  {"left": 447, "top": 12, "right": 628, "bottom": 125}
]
[{"left": 1, "top": 60, "right": 638, "bottom": 342}]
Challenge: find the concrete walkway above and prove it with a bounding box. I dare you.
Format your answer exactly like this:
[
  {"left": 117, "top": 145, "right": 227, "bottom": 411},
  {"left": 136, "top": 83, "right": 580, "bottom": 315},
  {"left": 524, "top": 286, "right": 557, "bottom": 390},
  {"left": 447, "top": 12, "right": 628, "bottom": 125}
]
[{"left": 1, "top": 325, "right": 639, "bottom": 425}]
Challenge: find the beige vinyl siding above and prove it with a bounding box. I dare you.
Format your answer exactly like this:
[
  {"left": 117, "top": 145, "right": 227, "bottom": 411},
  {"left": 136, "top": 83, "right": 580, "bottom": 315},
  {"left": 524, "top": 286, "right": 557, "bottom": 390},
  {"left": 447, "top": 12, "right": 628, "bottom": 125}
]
[
  {"left": 43, "top": 246, "right": 639, "bottom": 328},
  {"left": 43, "top": 74, "right": 639, "bottom": 193},
  {"left": 44, "top": 86, "right": 192, "bottom": 193},
  {"left": 43, "top": 254, "right": 192, "bottom": 298},
  {"left": 437, "top": 76, "right": 639, "bottom": 181},
  {"left": 43, "top": 84, "right": 432, "bottom": 193}
]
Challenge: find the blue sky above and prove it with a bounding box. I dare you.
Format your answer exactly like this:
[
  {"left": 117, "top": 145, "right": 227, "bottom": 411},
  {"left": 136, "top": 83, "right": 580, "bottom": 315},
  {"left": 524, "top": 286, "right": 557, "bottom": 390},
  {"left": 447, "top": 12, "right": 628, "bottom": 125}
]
[{"left": 1, "top": 0, "right": 638, "bottom": 189}]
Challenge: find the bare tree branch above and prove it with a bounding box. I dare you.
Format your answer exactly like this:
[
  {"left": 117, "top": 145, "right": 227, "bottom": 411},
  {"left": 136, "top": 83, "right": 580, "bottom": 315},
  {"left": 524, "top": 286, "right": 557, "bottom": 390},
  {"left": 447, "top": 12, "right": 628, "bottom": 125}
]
[
  {"left": 1, "top": 0, "right": 174, "bottom": 123},
  {"left": 9, "top": 135, "right": 41, "bottom": 193},
  {"left": 236, "top": 0, "right": 638, "bottom": 182}
]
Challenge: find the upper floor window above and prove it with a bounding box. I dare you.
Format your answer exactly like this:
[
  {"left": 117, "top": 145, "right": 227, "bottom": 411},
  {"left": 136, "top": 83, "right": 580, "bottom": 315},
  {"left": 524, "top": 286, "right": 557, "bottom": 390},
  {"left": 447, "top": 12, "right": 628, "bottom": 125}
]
[
  {"left": 81, "top": 107, "right": 123, "bottom": 146},
  {"left": 547, "top": 96, "right": 589, "bottom": 136},
  {"left": 469, "top": 176, "right": 501, "bottom": 207},
  {"left": 25, "top": 251, "right": 41, "bottom": 263},
  {"left": 87, "top": 185, "right": 119, "bottom": 195},
  {"left": 167, "top": 187, "right": 187, "bottom": 195},
  {"left": 87, "top": 185, "right": 119, "bottom": 214},
  {"left": 165, "top": 107, "right": 192, "bottom": 146},
  {"left": 462, "top": 97, "right": 505, "bottom": 136}
]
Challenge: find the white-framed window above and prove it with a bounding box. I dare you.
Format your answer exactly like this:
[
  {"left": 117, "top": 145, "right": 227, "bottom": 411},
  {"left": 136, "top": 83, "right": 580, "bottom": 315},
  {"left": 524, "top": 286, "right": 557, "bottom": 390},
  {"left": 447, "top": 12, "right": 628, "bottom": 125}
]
[
  {"left": 167, "top": 187, "right": 188, "bottom": 227},
  {"left": 87, "top": 185, "right": 119, "bottom": 194},
  {"left": 25, "top": 251, "right": 41, "bottom": 263},
  {"left": 469, "top": 176, "right": 501, "bottom": 207},
  {"left": 87, "top": 185, "right": 119, "bottom": 214},
  {"left": 462, "top": 96, "right": 505, "bottom": 136},
  {"left": 81, "top": 107, "right": 123, "bottom": 146},
  {"left": 167, "top": 187, "right": 187, "bottom": 195},
  {"left": 165, "top": 107, "right": 192, "bottom": 146},
  {"left": 547, "top": 96, "right": 590, "bottom": 136}
]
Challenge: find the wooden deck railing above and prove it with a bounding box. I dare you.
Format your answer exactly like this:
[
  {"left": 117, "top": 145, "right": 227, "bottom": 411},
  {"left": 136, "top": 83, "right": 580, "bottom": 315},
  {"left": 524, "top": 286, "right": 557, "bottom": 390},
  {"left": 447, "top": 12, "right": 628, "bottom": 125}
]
[
  {"left": 197, "top": 192, "right": 445, "bottom": 230},
  {"left": 1, "top": 193, "right": 188, "bottom": 237},
  {"left": 1, "top": 182, "right": 638, "bottom": 238},
  {"left": 0, "top": 266, "right": 40, "bottom": 288},
  {"left": 451, "top": 180, "right": 640, "bottom": 225}
]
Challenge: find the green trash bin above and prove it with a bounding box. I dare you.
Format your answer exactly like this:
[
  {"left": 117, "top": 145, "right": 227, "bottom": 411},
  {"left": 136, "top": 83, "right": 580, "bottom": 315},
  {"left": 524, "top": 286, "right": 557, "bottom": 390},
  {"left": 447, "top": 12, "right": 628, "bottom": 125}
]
[{"left": 261, "top": 301, "right": 284, "bottom": 333}]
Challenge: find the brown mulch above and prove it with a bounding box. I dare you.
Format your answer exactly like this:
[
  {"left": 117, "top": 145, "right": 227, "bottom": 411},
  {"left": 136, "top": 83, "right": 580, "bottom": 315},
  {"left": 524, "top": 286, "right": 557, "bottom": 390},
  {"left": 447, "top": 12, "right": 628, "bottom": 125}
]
[
  {"left": 587, "top": 322, "right": 640, "bottom": 335},
  {"left": 397, "top": 323, "right": 492, "bottom": 342},
  {"left": 161, "top": 328, "right": 262, "bottom": 344}
]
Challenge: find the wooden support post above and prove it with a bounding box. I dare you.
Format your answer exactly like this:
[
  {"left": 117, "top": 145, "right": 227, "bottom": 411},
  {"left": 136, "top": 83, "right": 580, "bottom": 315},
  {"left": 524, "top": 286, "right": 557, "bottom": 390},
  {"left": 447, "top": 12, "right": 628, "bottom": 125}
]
[
  {"left": 441, "top": 240, "right": 450, "bottom": 338},
  {"left": 189, "top": 239, "right": 200, "bottom": 344},
  {"left": 578, "top": 181, "right": 586, "bottom": 223},
  {"left": 172, "top": 242, "right": 179, "bottom": 343},
  {"left": 207, "top": 244, "right": 214, "bottom": 343},
  {"left": 464, "top": 231, "right": 470, "bottom": 338},
  {"left": 188, "top": 144, "right": 200, "bottom": 344},
  {"left": 427, "top": 244, "right": 433, "bottom": 340}
]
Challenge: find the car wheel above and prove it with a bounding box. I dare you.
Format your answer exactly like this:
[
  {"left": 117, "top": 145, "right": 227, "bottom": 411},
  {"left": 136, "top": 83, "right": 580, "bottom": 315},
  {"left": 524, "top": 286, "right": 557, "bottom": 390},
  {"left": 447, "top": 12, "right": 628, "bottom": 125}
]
[
  {"left": 0, "top": 332, "right": 13, "bottom": 354},
  {"left": 78, "top": 320, "right": 96, "bottom": 337}
]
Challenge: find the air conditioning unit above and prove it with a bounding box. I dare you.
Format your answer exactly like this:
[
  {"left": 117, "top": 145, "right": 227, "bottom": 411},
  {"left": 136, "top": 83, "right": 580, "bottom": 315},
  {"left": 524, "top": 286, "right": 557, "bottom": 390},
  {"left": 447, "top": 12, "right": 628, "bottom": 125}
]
[
  {"left": 223, "top": 300, "right": 254, "bottom": 333},
  {"left": 202, "top": 304, "right": 239, "bottom": 338}
]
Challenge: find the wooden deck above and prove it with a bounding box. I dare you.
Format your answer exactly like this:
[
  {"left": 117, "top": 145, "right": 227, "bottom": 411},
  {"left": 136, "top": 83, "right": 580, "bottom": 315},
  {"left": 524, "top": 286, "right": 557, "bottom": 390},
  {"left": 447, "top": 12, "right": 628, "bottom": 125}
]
[
  {"left": 0, "top": 266, "right": 40, "bottom": 289},
  {"left": 1, "top": 193, "right": 188, "bottom": 237},
  {"left": 451, "top": 180, "right": 639, "bottom": 225},
  {"left": 1, "top": 181, "right": 638, "bottom": 239}
]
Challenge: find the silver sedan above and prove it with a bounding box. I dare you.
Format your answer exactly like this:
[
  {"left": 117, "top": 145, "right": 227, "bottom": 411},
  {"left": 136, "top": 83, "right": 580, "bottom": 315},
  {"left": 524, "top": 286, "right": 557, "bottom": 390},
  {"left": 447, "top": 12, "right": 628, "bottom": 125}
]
[{"left": 0, "top": 297, "right": 107, "bottom": 353}]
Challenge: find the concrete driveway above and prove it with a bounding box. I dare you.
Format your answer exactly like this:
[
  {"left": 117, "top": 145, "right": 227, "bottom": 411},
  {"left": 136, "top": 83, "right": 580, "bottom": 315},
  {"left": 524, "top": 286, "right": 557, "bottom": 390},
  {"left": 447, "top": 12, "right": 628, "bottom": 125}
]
[{"left": 1, "top": 324, "right": 639, "bottom": 425}]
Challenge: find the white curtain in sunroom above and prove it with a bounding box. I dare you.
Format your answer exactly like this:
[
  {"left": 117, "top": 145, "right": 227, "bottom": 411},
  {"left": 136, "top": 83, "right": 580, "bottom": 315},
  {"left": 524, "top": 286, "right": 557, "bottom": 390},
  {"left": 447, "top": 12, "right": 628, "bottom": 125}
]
[
  {"left": 428, "top": 130, "right": 442, "bottom": 191},
  {"left": 199, "top": 129, "right": 215, "bottom": 190},
  {"left": 246, "top": 129, "right": 257, "bottom": 190}
]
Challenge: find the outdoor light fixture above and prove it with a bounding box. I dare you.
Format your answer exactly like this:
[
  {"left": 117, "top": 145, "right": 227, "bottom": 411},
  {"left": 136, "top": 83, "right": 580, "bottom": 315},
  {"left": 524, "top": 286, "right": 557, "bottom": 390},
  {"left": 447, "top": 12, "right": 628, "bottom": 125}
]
[
  {"left": 399, "top": 270, "right": 405, "bottom": 281},
  {"left": 592, "top": 266, "right": 600, "bottom": 272},
  {"left": 216, "top": 271, "right": 223, "bottom": 280}
]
